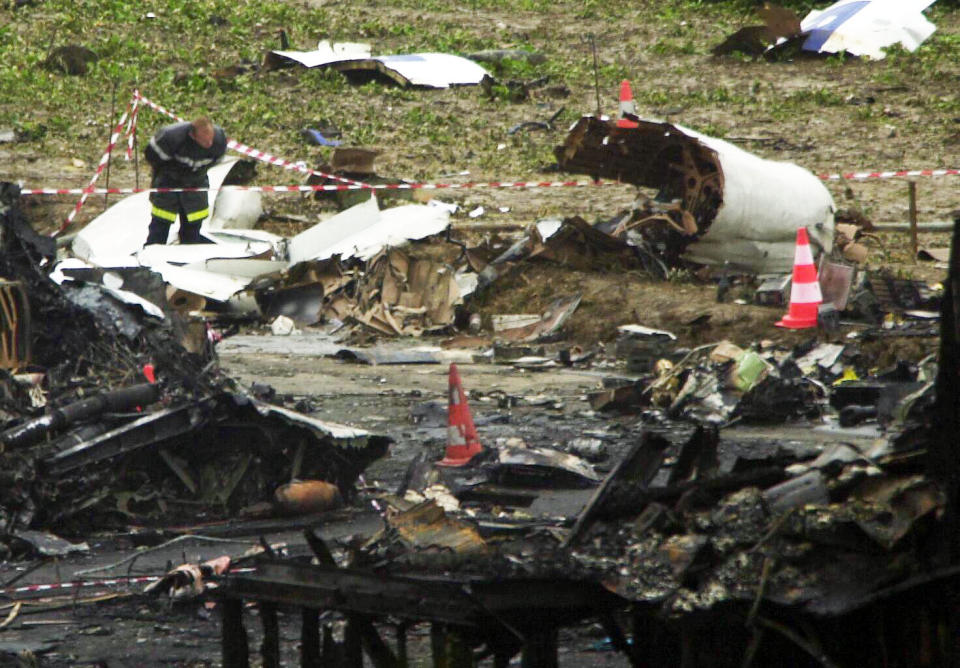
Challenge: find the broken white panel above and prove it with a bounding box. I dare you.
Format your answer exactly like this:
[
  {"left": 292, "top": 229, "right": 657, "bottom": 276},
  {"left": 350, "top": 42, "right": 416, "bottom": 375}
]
[
  {"left": 135, "top": 241, "right": 275, "bottom": 266},
  {"left": 288, "top": 195, "right": 450, "bottom": 265},
  {"left": 151, "top": 263, "right": 256, "bottom": 302},
  {"left": 198, "top": 258, "right": 288, "bottom": 280},
  {"left": 207, "top": 188, "right": 263, "bottom": 230},
  {"left": 617, "top": 324, "right": 677, "bottom": 339},
  {"left": 535, "top": 218, "right": 563, "bottom": 240},
  {"left": 269, "top": 41, "right": 489, "bottom": 88},
  {"left": 72, "top": 157, "right": 263, "bottom": 263},
  {"left": 801, "top": 0, "right": 937, "bottom": 59},
  {"left": 375, "top": 53, "right": 489, "bottom": 87},
  {"left": 271, "top": 40, "right": 372, "bottom": 68},
  {"left": 675, "top": 125, "right": 835, "bottom": 274},
  {"left": 454, "top": 271, "right": 479, "bottom": 300},
  {"left": 160, "top": 258, "right": 288, "bottom": 302},
  {"left": 796, "top": 343, "right": 846, "bottom": 374},
  {"left": 101, "top": 285, "right": 166, "bottom": 320}
]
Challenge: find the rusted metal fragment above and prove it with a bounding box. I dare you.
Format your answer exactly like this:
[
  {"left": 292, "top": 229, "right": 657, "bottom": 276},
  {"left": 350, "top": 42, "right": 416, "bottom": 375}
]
[
  {"left": 386, "top": 499, "right": 488, "bottom": 554},
  {"left": 852, "top": 475, "right": 946, "bottom": 550}
]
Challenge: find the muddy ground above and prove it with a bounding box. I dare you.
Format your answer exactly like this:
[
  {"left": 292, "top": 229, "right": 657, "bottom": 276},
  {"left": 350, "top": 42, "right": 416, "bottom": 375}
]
[{"left": 0, "top": 346, "right": 886, "bottom": 667}]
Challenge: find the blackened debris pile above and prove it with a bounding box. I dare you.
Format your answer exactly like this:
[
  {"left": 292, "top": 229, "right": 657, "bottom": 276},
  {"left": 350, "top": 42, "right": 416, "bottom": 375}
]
[{"left": 0, "top": 185, "right": 390, "bottom": 542}]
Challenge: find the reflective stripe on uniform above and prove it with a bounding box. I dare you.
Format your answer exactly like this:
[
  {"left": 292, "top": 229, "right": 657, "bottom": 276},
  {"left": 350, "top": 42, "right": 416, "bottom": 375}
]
[
  {"left": 148, "top": 136, "right": 172, "bottom": 162},
  {"left": 151, "top": 205, "right": 178, "bottom": 222},
  {"left": 186, "top": 207, "right": 209, "bottom": 222},
  {"left": 175, "top": 155, "right": 215, "bottom": 170}
]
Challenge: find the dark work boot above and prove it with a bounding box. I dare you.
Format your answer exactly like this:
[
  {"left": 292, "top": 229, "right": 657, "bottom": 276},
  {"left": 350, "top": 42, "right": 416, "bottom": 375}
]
[{"left": 179, "top": 221, "right": 213, "bottom": 244}]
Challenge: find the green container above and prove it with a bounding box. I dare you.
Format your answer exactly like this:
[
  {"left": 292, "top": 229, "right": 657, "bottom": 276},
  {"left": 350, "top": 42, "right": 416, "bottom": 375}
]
[{"left": 733, "top": 351, "right": 770, "bottom": 392}]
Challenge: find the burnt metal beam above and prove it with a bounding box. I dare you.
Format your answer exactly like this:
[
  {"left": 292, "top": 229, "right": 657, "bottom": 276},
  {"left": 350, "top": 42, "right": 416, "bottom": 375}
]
[{"left": 43, "top": 403, "right": 204, "bottom": 475}]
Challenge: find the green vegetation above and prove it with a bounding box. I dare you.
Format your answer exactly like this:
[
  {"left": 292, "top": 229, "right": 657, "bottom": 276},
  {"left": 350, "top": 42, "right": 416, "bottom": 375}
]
[{"left": 0, "top": 0, "right": 956, "bottom": 228}]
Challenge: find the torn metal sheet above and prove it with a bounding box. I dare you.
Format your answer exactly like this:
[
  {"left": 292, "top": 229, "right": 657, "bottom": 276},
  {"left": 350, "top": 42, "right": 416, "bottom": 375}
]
[
  {"left": 288, "top": 196, "right": 450, "bottom": 266},
  {"left": 496, "top": 294, "right": 582, "bottom": 343},
  {"left": 8, "top": 530, "right": 89, "bottom": 558},
  {"left": 555, "top": 117, "right": 835, "bottom": 274},
  {"left": 487, "top": 445, "right": 601, "bottom": 488},
  {"left": 268, "top": 40, "right": 491, "bottom": 88},
  {"left": 800, "top": 0, "right": 937, "bottom": 60}
]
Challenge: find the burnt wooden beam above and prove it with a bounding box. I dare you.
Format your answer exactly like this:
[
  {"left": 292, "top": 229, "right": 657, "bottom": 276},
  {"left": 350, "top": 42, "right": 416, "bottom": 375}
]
[
  {"left": 431, "top": 623, "right": 448, "bottom": 668},
  {"left": 396, "top": 623, "right": 409, "bottom": 667},
  {"left": 521, "top": 628, "right": 558, "bottom": 668},
  {"left": 355, "top": 615, "right": 400, "bottom": 668},
  {"left": 301, "top": 608, "right": 320, "bottom": 668},
  {"left": 260, "top": 602, "right": 280, "bottom": 668},
  {"left": 222, "top": 598, "right": 250, "bottom": 668},
  {"left": 932, "top": 211, "right": 960, "bottom": 561},
  {"left": 344, "top": 616, "right": 363, "bottom": 667}
]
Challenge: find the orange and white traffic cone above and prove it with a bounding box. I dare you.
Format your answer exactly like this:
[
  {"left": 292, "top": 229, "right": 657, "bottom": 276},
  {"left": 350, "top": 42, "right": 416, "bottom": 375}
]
[
  {"left": 776, "top": 227, "right": 822, "bottom": 329},
  {"left": 437, "top": 363, "right": 483, "bottom": 467},
  {"left": 616, "top": 79, "right": 639, "bottom": 128}
]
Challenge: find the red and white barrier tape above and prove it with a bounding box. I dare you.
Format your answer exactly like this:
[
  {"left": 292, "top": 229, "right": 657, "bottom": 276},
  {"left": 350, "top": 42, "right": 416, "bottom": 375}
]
[
  {"left": 818, "top": 168, "right": 960, "bottom": 181},
  {"left": 2, "top": 574, "right": 160, "bottom": 597},
  {"left": 133, "top": 91, "right": 366, "bottom": 189},
  {"left": 20, "top": 180, "right": 609, "bottom": 196},
  {"left": 28, "top": 90, "right": 960, "bottom": 222},
  {"left": 125, "top": 96, "right": 141, "bottom": 161},
  {"left": 57, "top": 99, "right": 135, "bottom": 235},
  {"left": 1, "top": 567, "right": 255, "bottom": 599}
]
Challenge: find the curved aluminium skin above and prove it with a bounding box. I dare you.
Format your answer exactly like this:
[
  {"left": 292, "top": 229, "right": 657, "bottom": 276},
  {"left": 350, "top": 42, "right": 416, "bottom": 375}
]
[{"left": 676, "top": 124, "right": 835, "bottom": 273}]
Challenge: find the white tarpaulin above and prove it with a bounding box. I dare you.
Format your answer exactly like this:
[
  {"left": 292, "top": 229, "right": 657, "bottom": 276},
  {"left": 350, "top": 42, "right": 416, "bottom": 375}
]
[
  {"left": 800, "top": 0, "right": 937, "bottom": 59},
  {"left": 270, "top": 40, "right": 490, "bottom": 88}
]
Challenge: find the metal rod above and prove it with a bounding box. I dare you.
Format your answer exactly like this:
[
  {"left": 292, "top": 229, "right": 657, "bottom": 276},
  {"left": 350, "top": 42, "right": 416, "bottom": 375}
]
[
  {"left": 104, "top": 81, "right": 117, "bottom": 211},
  {"left": 909, "top": 180, "right": 919, "bottom": 260},
  {"left": 591, "top": 35, "right": 601, "bottom": 117}
]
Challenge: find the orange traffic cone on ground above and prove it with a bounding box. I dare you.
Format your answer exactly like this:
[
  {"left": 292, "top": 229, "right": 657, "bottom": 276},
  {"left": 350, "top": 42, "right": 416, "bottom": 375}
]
[
  {"left": 437, "top": 363, "right": 483, "bottom": 467},
  {"left": 776, "top": 227, "right": 822, "bottom": 329},
  {"left": 616, "top": 79, "right": 639, "bottom": 128}
]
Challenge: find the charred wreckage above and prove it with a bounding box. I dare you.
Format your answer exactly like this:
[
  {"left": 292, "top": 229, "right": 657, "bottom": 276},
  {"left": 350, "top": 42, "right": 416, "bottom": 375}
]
[{"left": 0, "top": 117, "right": 958, "bottom": 668}]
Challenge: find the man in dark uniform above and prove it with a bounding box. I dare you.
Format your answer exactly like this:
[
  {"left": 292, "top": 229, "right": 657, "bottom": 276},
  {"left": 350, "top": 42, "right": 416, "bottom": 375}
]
[{"left": 144, "top": 117, "right": 227, "bottom": 246}]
